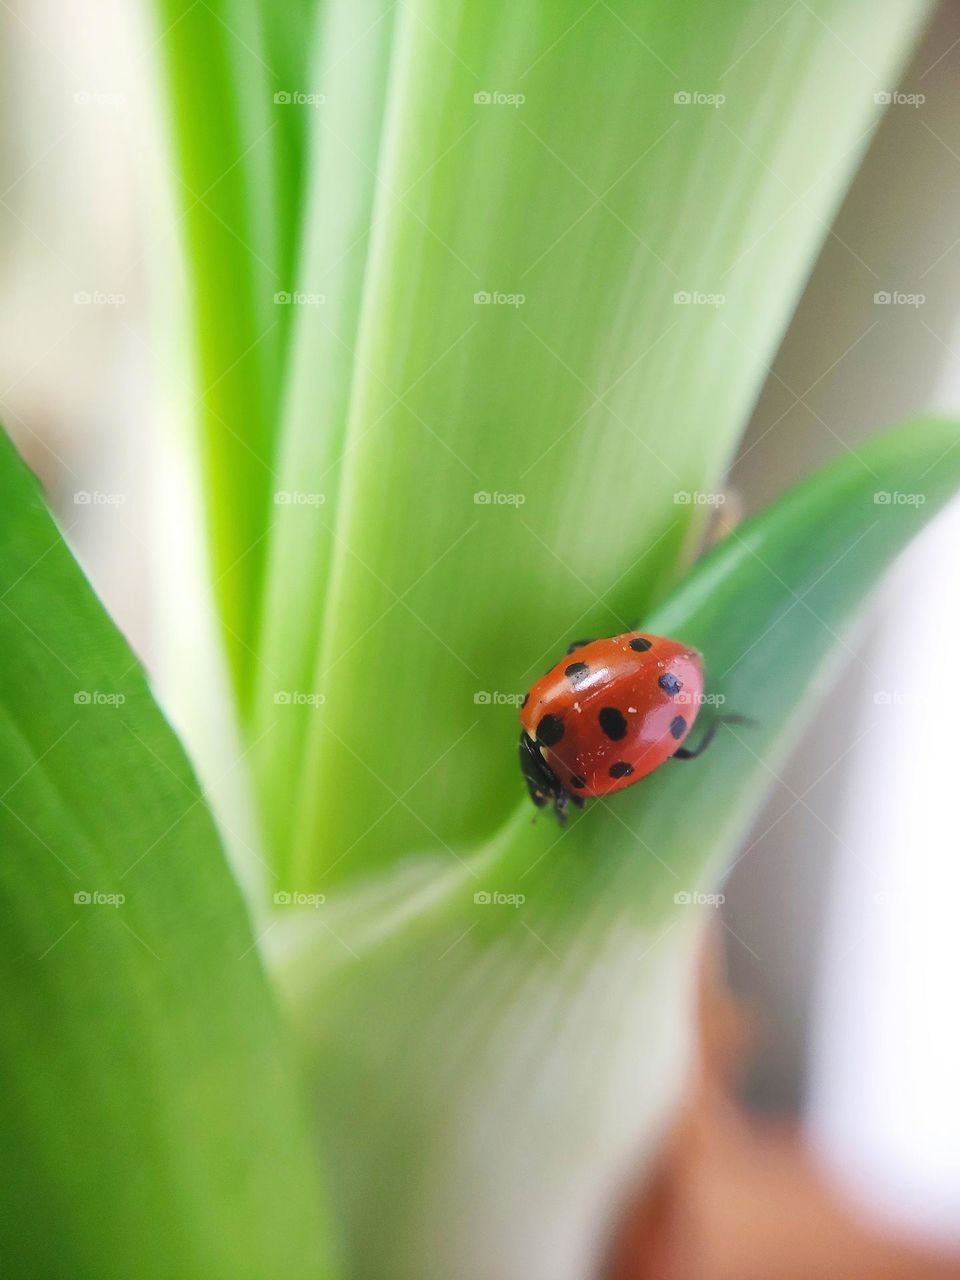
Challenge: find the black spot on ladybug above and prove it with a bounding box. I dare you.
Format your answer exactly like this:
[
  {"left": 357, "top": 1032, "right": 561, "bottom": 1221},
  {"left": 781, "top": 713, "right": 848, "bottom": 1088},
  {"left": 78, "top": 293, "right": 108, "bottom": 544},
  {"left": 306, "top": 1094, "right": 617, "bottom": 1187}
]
[
  {"left": 570, "top": 775, "right": 586, "bottom": 789},
  {"left": 521, "top": 693, "right": 528, "bottom": 709},
  {"left": 564, "top": 661, "right": 590, "bottom": 687},
  {"left": 566, "top": 638, "right": 593, "bottom": 654},
  {"left": 536, "top": 714, "right": 565, "bottom": 747},
  {"left": 609, "top": 761, "right": 634, "bottom": 779},
  {"left": 598, "top": 707, "right": 628, "bottom": 740},
  {"left": 670, "top": 715, "right": 687, "bottom": 740},
  {"left": 629, "top": 637, "right": 652, "bottom": 652},
  {"left": 659, "top": 672, "right": 682, "bottom": 696}
]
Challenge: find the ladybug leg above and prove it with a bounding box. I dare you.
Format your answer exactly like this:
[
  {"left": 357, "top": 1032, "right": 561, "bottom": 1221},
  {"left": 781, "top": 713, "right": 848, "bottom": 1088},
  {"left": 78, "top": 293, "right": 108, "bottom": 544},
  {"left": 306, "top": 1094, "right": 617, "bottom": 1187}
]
[
  {"left": 554, "top": 787, "right": 586, "bottom": 824},
  {"left": 673, "top": 714, "right": 752, "bottom": 760},
  {"left": 566, "top": 638, "right": 595, "bottom": 654}
]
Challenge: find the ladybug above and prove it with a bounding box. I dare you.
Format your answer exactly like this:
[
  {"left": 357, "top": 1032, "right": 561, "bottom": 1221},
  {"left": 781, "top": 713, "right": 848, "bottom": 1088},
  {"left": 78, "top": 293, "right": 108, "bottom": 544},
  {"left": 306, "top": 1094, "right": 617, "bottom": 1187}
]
[{"left": 519, "top": 631, "right": 732, "bottom": 822}]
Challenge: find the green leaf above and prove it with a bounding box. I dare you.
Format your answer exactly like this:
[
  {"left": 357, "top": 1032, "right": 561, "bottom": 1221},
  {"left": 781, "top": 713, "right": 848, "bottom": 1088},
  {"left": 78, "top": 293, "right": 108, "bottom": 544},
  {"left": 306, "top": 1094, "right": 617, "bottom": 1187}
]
[
  {"left": 278, "top": 415, "right": 960, "bottom": 1280},
  {"left": 152, "top": 0, "right": 322, "bottom": 704},
  {"left": 0, "top": 430, "right": 336, "bottom": 1279},
  {"left": 242, "top": 0, "right": 931, "bottom": 885},
  {"left": 250, "top": 0, "right": 401, "bottom": 872}
]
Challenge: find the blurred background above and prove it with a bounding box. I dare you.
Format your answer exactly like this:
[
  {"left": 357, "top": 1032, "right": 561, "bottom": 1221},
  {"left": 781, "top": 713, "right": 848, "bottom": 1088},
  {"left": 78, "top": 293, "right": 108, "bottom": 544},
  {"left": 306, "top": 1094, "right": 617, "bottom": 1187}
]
[{"left": 2, "top": 0, "right": 959, "bottom": 1262}]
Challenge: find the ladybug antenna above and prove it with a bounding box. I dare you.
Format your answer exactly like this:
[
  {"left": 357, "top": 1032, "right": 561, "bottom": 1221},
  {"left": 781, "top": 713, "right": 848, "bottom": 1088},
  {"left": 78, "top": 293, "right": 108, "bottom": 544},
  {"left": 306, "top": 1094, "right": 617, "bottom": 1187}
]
[{"left": 673, "top": 712, "right": 753, "bottom": 761}]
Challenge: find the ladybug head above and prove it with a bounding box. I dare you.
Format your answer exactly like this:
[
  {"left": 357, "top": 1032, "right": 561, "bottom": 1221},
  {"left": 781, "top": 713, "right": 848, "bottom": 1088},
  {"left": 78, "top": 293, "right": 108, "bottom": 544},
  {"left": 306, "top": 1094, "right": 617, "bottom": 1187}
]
[
  {"left": 518, "top": 731, "right": 583, "bottom": 824},
  {"left": 518, "top": 730, "right": 558, "bottom": 809}
]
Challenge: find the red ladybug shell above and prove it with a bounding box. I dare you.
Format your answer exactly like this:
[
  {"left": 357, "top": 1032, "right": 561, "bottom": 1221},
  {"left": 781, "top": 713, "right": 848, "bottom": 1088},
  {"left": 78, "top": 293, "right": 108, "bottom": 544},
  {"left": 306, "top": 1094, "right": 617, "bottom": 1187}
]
[{"left": 519, "top": 632, "right": 703, "bottom": 798}]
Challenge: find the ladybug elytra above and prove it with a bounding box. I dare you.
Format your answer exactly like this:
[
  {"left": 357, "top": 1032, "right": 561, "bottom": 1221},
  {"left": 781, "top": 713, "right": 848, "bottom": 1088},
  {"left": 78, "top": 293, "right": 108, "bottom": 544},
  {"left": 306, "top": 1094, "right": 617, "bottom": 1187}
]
[{"left": 519, "top": 631, "right": 733, "bottom": 822}]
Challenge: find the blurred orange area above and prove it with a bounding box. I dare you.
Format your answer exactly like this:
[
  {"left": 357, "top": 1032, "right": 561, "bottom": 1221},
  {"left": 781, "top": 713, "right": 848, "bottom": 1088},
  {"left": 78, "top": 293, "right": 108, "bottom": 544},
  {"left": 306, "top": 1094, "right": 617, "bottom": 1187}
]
[{"left": 606, "top": 938, "right": 960, "bottom": 1280}]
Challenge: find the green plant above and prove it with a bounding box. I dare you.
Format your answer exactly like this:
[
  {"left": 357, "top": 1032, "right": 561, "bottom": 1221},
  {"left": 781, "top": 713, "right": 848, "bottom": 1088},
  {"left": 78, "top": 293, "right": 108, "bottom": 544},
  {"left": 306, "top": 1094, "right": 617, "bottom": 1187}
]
[
  {"left": 0, "top": 429, "right": 333, "bottom": 1279},
  {"left": 1, "top": 1, "right": 948, "bottom": 1277}
]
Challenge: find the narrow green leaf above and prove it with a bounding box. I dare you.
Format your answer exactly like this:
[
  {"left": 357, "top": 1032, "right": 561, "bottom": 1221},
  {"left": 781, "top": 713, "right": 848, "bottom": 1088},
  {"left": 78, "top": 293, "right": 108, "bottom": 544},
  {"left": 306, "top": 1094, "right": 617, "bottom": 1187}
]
[
  {"left": 152, "top": 0, "right": 322, "bottom": 704},
  {"left": 251, "top": 0, "right": 400, "bottom": 874},
  {"left": 0, "top": 430, "right": 335, "bottom": 1279},
  {"left": 279, "top": 416, "right": 960, "bottom": 1280}
]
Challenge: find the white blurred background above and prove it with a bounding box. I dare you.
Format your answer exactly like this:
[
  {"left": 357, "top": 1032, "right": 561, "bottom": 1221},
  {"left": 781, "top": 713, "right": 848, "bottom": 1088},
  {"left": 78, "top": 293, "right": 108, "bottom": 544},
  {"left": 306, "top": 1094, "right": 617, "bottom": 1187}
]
[{"left": 1, "top": 0, "right": 958, "bottom": 1250}]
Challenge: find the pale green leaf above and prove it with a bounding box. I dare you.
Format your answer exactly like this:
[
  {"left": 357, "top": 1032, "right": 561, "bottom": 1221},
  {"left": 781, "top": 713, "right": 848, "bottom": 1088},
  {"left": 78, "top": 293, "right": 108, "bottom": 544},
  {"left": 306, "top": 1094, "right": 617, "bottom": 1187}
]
[{"left": 277, "top": 415, "right": 960, "bottom": 1280}]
